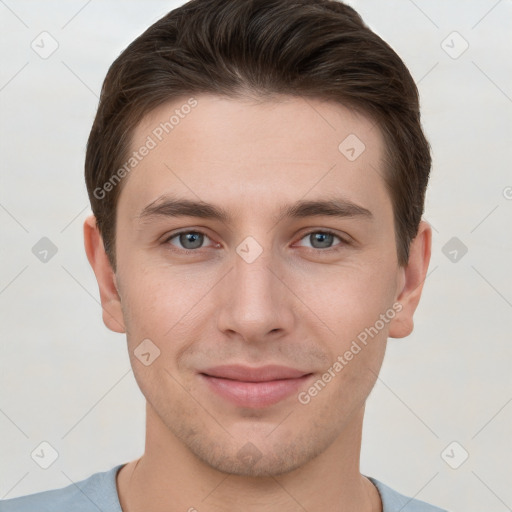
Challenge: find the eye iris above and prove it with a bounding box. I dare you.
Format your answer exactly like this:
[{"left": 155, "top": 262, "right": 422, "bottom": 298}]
[
  {"left": 180, "top": 232, "right": 203, "bottom": 249},
  {"left": 310, "top": 232, "right": 333, "bottom": 249}
]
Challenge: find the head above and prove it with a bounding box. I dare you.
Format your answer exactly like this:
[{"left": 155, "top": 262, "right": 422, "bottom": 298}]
[{"left": 84, "top": 0, "right": 431, "bottom": 477}]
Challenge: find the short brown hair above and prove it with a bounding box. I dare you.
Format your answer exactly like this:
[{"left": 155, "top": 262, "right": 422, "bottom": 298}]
[{"left": 85, "top": 0, "right": 431, "bottom": 271}]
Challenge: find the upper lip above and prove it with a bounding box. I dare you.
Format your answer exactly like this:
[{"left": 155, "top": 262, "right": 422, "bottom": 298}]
[{"left": 200, "top": 365, "right": 311, "bottom": 382}]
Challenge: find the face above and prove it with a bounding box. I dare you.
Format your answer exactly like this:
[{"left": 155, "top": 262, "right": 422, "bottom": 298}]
[{"left": 95, "top": 94, "right": 416, "bottom": 477}]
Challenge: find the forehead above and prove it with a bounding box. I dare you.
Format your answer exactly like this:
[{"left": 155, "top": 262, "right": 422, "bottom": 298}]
[{"left": 118, "top": 94, "right": 390, "bottom": 222}]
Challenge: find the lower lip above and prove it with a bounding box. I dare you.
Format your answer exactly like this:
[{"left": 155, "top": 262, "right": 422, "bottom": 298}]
[{"left": 200, "top": 374, "right": 312, "bottom": 408}]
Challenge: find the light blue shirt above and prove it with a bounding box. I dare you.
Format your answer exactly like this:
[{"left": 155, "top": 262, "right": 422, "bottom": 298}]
[{"left": 0, "top": 464, "right": 449, "bottom": 511}]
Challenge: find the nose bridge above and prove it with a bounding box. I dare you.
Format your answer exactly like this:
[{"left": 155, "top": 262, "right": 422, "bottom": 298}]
[{"left": 216, "top": 240, "right": 293, "bottom": 339}]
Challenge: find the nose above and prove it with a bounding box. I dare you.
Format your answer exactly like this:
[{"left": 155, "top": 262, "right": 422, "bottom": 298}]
[{"left": 216, "top": 244, "right": 296, "bottom": 343}]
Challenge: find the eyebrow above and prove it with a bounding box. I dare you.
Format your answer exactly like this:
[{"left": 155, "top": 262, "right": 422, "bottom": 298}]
[{"left": 137, "top": 195, "right": 373, "bottom": 225}]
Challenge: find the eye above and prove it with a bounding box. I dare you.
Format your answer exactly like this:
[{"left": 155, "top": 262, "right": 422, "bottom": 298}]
[
  {"left": 296, "top": 230, "right": 345, "bottom": 250},
  {"left": 163, "top": 229, "right": 347, "bottom": 253},
  {"left": 164, "top": 230, "right": 215, "bottom": 251}
]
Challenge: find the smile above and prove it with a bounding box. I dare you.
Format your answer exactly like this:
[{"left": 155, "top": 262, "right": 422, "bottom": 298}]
[{"left": 199, "top": 365, "right": 313, "bottom": 408}]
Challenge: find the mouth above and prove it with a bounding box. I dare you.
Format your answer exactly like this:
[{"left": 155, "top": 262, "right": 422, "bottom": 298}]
[{"left": 198, "top": 365, "right": 313, "bottom": 408}]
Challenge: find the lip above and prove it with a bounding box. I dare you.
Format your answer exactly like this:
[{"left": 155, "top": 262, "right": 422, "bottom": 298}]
[{"left": 199, "top": 365, "right": 313, "bottom": 408}]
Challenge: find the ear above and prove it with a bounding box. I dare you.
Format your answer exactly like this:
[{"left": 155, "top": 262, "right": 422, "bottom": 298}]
[
  {"left": 83, "top": 214, "right": 125, "bottom": 333},
  {"left": 388, "top": 220, "right": 432, "bottom": 339}
]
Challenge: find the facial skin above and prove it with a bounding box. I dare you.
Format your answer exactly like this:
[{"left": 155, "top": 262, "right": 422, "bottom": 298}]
[{"left": 84, "top": 94, "right": 431, "bottom": 512}]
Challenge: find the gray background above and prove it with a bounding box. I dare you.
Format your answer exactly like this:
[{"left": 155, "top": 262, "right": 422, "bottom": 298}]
[{"left": 1, "top": 1, "right": 511, "bottom": 510}]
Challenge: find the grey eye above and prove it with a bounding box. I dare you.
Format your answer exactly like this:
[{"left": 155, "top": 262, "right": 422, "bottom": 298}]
[
  {"left": 301, "top": 232, "right": 339, "bottom": 249},
  {"left": 171, "top": 232, "right": 206, "bottom": 250},
  {"left": 309, "top": 232, "right": 335, "bottom": 249}
]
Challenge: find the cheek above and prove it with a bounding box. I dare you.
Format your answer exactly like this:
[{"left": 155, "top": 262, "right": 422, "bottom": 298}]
[
  {"left": 119, "top": 263, "right": 216, "bottom": 337},
  {"left": 118, "top": 264, "right": 222, "bottom": 387},
  {"left": 299, "top": 261, "right": 398, "bottom": 342}
]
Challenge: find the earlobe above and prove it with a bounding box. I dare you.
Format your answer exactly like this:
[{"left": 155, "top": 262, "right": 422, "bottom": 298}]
[
  {"left": 83, "top": 214, "right": 126, "bottom": 333},
  {"left": 388, "top": 220, "right": 432, "bottom": 339}
]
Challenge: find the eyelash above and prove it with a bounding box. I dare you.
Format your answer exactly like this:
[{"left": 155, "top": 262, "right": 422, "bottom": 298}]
[{"left": 162, "top": 229, "right": 348, "bottom": 254}]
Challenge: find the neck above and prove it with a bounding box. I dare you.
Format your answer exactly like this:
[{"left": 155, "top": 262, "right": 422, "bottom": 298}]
[{"left": 117, "top": 402, "right": 382, "bottom": 512}]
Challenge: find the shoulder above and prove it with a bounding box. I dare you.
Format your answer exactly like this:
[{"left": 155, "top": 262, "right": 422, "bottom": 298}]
[
  {"left": 367, "top": 476, "right": 450, "bottom": 512},
  {"left": 0, "top": 464, "right": 125, "bottom": 512}
]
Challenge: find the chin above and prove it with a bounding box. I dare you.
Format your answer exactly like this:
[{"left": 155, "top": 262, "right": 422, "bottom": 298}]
[
  {"left": 179, "top": 422, "right": 336, "bottom": 478},
  {"left": 191, "top": 442, "right": 308, "bottom": 477}
]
